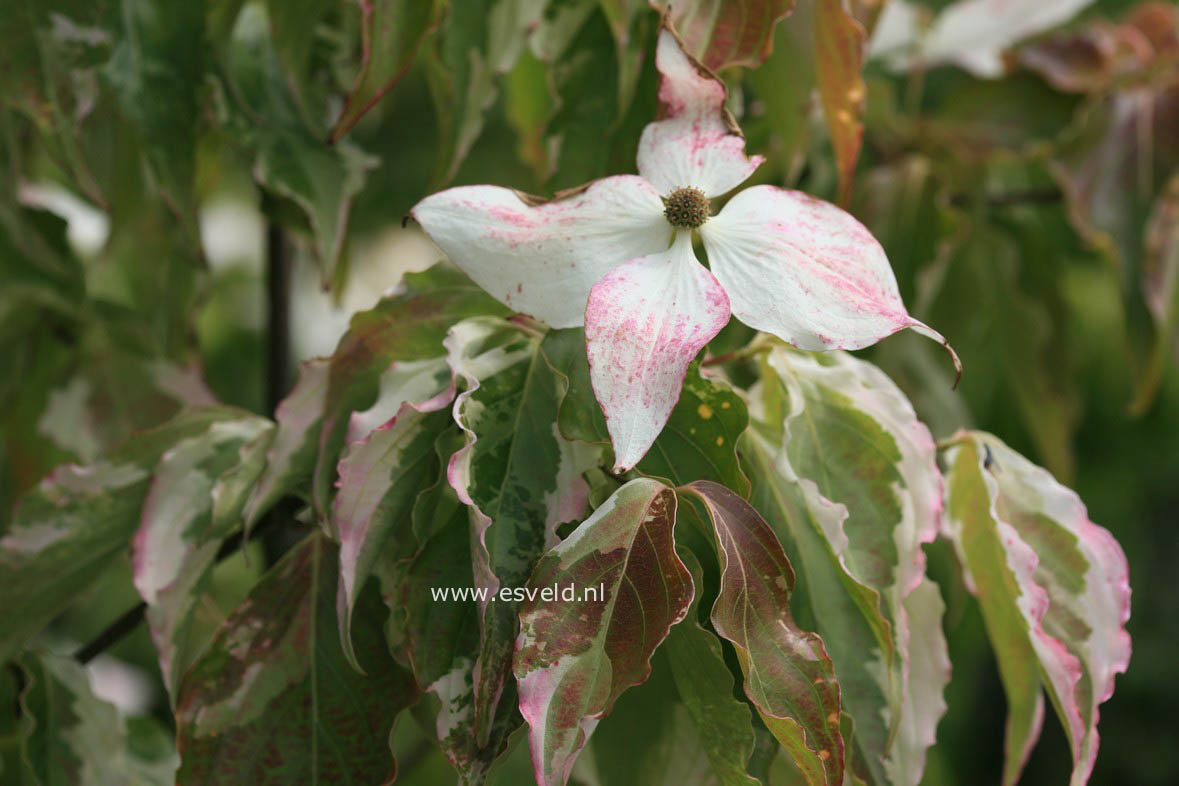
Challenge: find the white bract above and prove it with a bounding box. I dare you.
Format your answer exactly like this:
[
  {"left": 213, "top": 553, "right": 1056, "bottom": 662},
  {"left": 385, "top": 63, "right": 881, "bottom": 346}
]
[{"left": 413, "top": 25, "right": 959, "bottom": 472}]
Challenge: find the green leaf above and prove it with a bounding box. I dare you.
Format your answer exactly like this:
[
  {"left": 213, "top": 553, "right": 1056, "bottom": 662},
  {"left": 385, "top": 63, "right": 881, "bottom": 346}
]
[
  {"left": 544, "top": 8, "right": 622, "bottom": 189},
  {"left": 545, "top": 327, "right": 610, "bottom": 447},
  {"left": 682, "top": 480, "right": 844, "bottom": 786},
  {"left": 548, "top": 335, "right": 749, "bottom": 492},
  {"left": 423, "top": 0, "right": 501, "bottom": 183},
  {"left": 504, "top": 47, "right": 556, "bottom": 179},
  {"left": 1051, "top": 84, "right": 1179, "bottom": 411},
  {"left": 514, "top": 478, "right": 694, "bottom": 786},
  {"left": 331, "top": 0, "right": 445, "bottom": 140},
  {"left": 103, "top": 0, "right": 204, "bottom": 234},
  {"left": 653, "top": 0, "right": 797, "bottom": 72},
  {"left": 0, "top": 1, "right": 111, "bottom": 207},
  {"left": 131, "top": 415, "right": 273, "bottom": 700},
  {"left": 585, "top": 644, "right": 719, "bottom": 786},
  {"left": 664, "top": 547, "right": 761, "bottom": 786},
  {"left": 924, "top": 222, "right": 1080, "bottom": 480},
  {"left": 175, "top": 535, "right": 418, "bottom": 785},
  {"left": 447, "top": 317, "right": 599, "bottom": 747},
  {"left": 333, "top": 356, "right": 455, "bottom": 670},
  {"left": 747, "top": 343, "right": 949, "bottom": 785},
  {"left": 0, "top": 406, "right": 251, "bottom": 665},
  {"left": 595, "top": 0, "right": 650, "bottom": 116},
  {"left": 748, "top": 7, "right": 814, "bottom": 184},
  {"left": 219, "top": 2, "right": 377, "bottom": 283},
  {"left": 942, "top": 432, "right": 1131, "bottom": 786},
  {"left": 637, "top": 363, "right": 750, "bottom": 494},
  {"left": 16, "top": 653, "right": 177, "bottom": 785},
  {"left": 0, "top": 205, "right": 86, "bottom": 319},
  {"left": 265, "top": 0, "right": 331, "bottom": 114}
]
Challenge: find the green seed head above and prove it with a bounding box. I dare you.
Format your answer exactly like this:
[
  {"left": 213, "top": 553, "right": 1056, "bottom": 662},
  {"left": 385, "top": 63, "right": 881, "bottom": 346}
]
[{"left": 663, "top": 187, "right": 710, "bottom": 229}]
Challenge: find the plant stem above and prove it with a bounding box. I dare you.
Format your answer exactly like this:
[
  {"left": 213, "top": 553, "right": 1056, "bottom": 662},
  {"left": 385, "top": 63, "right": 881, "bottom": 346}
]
[{"left": 72, "top": 512, "right": 302, "bottom": 664}]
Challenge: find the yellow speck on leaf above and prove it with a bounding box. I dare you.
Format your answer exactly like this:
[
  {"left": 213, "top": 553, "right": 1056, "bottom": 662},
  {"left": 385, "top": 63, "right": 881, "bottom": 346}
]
[
  {"left": 697, "top": 403, "right": 713, "bottom": 419},
  {"left": 827, "top": 712, "right": 838, "bottom": 724},
  {"left": 720, "top": 401, "right": 731, "bottom": 409},
  {"left": 819, "top": 749, "right": 831, "bottom": 761},
  {"left": 715, "top": 436, "right": 724, "bottom": 446}
]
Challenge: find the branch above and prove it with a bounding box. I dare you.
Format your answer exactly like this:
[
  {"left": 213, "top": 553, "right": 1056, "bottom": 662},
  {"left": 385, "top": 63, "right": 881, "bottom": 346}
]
[{"left": 72, "top": 511, "right": 301, "bottom": 664}]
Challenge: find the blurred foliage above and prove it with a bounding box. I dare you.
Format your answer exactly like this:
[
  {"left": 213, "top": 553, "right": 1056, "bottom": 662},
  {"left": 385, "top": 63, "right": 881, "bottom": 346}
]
[{"left": 0, "top": 1, "right": 1176, "bottom": 785}]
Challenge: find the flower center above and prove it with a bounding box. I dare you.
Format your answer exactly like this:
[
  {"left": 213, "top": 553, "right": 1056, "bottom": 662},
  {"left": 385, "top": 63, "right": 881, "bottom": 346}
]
[{"left": 663, "top": 187, "right": 710, "bottom": 229}]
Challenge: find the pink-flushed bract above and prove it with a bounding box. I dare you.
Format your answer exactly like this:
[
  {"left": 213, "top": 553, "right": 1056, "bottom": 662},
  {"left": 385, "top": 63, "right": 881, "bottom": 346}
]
[{"left": 412, "top": 23, "right": 960, "bottom": 472}]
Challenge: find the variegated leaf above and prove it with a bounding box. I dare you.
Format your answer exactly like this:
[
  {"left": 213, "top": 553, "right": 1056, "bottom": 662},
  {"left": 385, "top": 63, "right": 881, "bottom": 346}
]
[
  {"left": 447, "top": 317, "right": 599, "bottom": 748},
  {"left": 513, "top": 478, "right": 693, "bottom": 786},
  {"left": 400, "top": 446, "right": 522, "bottom": 783},
  {"left": 242, "top": 264, "right": 507, "bottom": 528},
  {"left": 313, "top": 265, "right": 509, "bottom": 515},
  {"left": 175, "top": 535, "right": 417, "bottom": 785},
  {"left": 333, "top": 355, "right": 456, "bottom": 671},
  {"left": 942, "top": 432, "right": 1131, "bottom": 786},
  {"left": 682, "top": 480, "right": 844, "bottom": 786},
  {"left": 0, "top": 407, "right": 251, "bottom": 665},
  {"left": 653, "top": 0, "right": 798, "bottom": 72},
  {"left": 241, "top": 357, "right": 331, "bottom": 530},
  {"left": 15, "top": 653, "right": 177, "bottom": 785},
  {"left": 132, "top": 415, "right": 274, "bottom": 700},
  {"left": 746, "top": 342, "right": 949, "bottom": 784}
]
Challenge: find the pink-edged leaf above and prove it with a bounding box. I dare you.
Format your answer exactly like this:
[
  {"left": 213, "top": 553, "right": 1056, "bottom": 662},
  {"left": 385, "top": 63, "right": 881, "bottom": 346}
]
[
  {"left": 242, "top": 357, "right": 330, "bottom": 530},
  {"left": 585, "top": 231, "right": 731, "bottom": 472},
  {"left": 330, "top": 0, "right": 444, "bottom": 141},
  {"left": 943, "top": 432, "right": 1131, "bottom": 786},
  {"left": 747, "top": 342, "right": 949, "bottom": 785},
  {"left": 815, "top": 0, "right": 867, "bottom": 206},
  {"left": 175, "top": 535, "right": 418, "bottom": 785},
  {"left": 332, "top": 356, "right": 455, "bottom": 672},
  {"left": 398, "top": 461, "right": 521, "bottom": 783},
  {"left": 637, "top": 27, "right": 764, "bottom": 198},
  {"left": 654, "top": 0, "right": 797, "bottom": 72},
  {"left": 133, "top": 416, "right": 273, "bottom": 700},
  {"left": 700, "top": 185, "right": 961, "bottom": 381},
  {"left": 513, "top": 478, "right": 694, "bottom": 786},
  {"left": 244, "top": 263, "right": 495, "bottom": 532},
  {"left": 312, "top": 264, "right": 509, "bottom": 515},
  {"left": 447, "top": 318, "right": 599, "bottom": 748},
  {"left": 0, "top": 407, "right": 248, "bottom": 665},
  {"left": 682, "top": 480, "right": 845, "bottom": 785},
  {"left": 887, "top": 577, "right": 951, "bottom": 786},
  {"left": 411, "top": 178, "right": 669, "bottom": 329}
]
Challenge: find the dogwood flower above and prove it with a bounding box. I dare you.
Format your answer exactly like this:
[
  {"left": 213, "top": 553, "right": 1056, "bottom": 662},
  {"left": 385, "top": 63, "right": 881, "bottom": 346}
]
[{"left": 412, "top": 25, "right": 959, "bottom": 472}]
